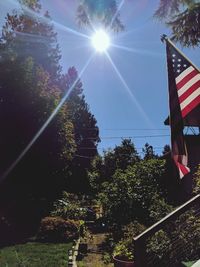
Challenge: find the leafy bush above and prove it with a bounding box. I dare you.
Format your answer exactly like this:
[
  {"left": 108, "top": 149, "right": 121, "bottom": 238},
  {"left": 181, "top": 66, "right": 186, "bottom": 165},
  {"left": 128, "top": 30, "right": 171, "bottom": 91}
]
[
  {"left": 38, "top": 216, "right": 79, "bottom": 242},
  {"left": 193, "top": 164, "right": 200, "bottom": 194},
  {"left": 113, "top": 222, "right": 146, "bottom": 261},
  {"left": 51, "top": 192, "right": 89, "bottom": 220},
  {"left": 99, "top": 159, "right": 172, "bottom": 225},
  {"left": 113, "top": 240, "right": 134, "bottom": 261},
  {"left": 146, "top": 210, "right": 200, "bottom": 266},
  {"left": 146, "top": 230, "right": 172, "bottom": 266}
]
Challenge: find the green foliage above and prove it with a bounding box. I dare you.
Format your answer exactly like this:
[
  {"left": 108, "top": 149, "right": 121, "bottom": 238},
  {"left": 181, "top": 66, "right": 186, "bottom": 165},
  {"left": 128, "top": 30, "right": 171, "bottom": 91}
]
[
  {"left": 114, "top": 139, "right": 140, "bottom": 169},
  {"left": 76, "top": 0, "right": 124, "bottom": 32},
  {"left": 149, "top": 194, "right": 173, "bottom": 222},
  {"left": 99, "top": 159, "right": 172, "bottom": 225},
  {"left": 1, "top": 0, "right": 61, "bottom": 76},
  {"left": 113, "top": 222, "right": 146, "bottom": 261},
  {"left": 0, "top": 242, "right": 72, "bottom": 267},
  {"left": 142, "top": 143, "right": 158, "bottom": 160},
  {"left": 0, "top": 0, "right": 99, "bottom": 241},
  {"left": 146, "top": 210, "right": 200, "bottom": 266},
  {"left": 89, "top": 139, "right": 140, "bottom": 193},
  {"left": 38, "top": 216, "right": 79, "bottom": 242},
  {"left": 66, "top": 67, "right": 100, "bottom": 192},
  {"left": 51, "top": 192, "right": 87, "bottom": 220},
  {"left": 193, "top": 164, "right": 200, "bottom": 194},
  {"left": 162, "top": 144, "right": 171, "bottom": 155},
  {"left": 155, "top": 0, "right": 200, "bottom": 47},
  {"left": 0, "top": 0, "right": 75, "bottom": 197},
  {"left": 147, "top": 230, "right": 172, "bottom": 265},
  {"left": 114, "top": 241, "right": 134, "bottom": 261}
]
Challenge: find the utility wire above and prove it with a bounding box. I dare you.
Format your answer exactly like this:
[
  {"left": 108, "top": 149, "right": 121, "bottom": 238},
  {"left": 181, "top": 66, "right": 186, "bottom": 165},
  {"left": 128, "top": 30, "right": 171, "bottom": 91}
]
[
  {"left": 85, "top": 134, "right": 170, "bottom": 139},
  {"left": 103, "top": 128, "right": 169, "bottom": 131},
  {"left": 75, "top": 128, "right": 169, "bottom": 131},
  {"left": 77, "top": 146, "right": 166, "bottom": 150}
]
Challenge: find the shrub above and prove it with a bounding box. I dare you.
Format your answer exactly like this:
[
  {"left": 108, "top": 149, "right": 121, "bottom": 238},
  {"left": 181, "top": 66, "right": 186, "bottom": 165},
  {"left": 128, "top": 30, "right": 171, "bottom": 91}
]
[
  {"left": 99, "top": 159, "right": 170, "bottom": 226},
  {"left": 50, "top": 192, "right": 88, "bottom": 220},
  {"left": 146, "top": 211, "right": 200, "bottom": 266},
  {"left": 38, "top": 216, "right": 79, "bottom": 242},
  {"left": 113, "top": 240, "right": 134, "bottom": 261},
  {"left": 193, "top": 164, "right": 200, "bottom": 194},
  {"left": 113, "top": 222, "right": 146, "bottom": 261},
  {"left": 146, "top": 230, "right": 172, "bottom": 266}
]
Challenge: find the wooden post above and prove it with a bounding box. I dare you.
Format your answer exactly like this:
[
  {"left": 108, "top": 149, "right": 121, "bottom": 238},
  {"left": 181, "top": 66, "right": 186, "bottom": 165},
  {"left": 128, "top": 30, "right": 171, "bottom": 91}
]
[{"left": 134, "top": 238, "right": 146, "bottom": 267}]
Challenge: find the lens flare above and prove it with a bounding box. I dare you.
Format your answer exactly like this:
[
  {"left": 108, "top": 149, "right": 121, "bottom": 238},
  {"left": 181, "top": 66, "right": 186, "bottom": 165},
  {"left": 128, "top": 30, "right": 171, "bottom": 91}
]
[{"left": 92, "top": 29, "right": 110, "bottom": 53}]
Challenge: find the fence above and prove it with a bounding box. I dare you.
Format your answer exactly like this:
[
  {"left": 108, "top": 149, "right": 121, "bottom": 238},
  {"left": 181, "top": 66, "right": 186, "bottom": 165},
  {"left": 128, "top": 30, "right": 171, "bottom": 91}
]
[{"left": 134, "top": 194, "right": 200, "bottom": 267}]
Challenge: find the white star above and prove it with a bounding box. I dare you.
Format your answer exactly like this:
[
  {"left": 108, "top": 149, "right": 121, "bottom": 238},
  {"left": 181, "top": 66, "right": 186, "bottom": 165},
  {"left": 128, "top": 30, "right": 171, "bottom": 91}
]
[
  {"left": 178, "top": 59, "right": 181, "bottom": 62},
  {"left": 177, "top": 69, "right": 181, "bottom": 73},
  {"left": 172, "top": 54, "right": 176, "bottom": 57}
]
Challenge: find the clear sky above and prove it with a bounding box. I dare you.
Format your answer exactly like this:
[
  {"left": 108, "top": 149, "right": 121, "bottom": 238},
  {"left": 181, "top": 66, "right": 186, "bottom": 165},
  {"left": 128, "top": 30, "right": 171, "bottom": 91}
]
[{"left": 1, "top": 0, "right": 200, "bottom": 157}]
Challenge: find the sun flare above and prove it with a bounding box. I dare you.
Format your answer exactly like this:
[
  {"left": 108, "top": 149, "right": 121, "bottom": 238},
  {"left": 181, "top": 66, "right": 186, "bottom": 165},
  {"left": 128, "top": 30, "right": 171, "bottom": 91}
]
[{"left": 91, "top": 29, "right": 110, "bottom": 53}]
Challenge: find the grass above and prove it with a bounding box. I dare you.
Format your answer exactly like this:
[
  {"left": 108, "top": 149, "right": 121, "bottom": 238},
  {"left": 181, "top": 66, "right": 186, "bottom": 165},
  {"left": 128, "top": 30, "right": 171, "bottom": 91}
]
[{"left": 0, "top": 242, "right": 72, "bottom": 267}]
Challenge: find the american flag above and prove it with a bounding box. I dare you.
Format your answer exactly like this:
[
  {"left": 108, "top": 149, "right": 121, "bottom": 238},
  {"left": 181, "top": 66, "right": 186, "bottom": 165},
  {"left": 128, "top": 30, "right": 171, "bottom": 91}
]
[
  {"left": 171, "top": 49, "right": 200, "bottom": 119},
  {"left": 165, "top": 41, "right": 200, "bottom": 179}
]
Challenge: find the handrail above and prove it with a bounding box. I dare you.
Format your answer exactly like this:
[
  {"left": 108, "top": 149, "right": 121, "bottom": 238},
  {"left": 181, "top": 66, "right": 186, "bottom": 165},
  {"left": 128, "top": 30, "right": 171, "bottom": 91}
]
[
  {"left": 134, "top": 193, "right": 200, "bottom": 242},
  {"left": 134, "top": 193, "right": 200, "bottom": 267}
]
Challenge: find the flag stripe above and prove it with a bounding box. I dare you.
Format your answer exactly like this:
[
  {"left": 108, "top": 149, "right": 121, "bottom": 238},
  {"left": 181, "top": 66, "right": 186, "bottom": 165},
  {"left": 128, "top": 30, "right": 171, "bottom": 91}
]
[
  {"left": 175, "top": 66, "right": 194, "bottom": 84},
  {"left": 177, "top": 74, "right": 200, "bottom": 97},
  {"left": 166, "top": 42, "right": 199, "bottom": 179},
  {"left": 179, "top": 164, "right": 190, "bottom": 175},
  {"left": 181, "top": 94, "right": 200, "bottom": 117},
  {"left": 176, "top": 69, "right": 198, "bottom": 90},
  {"left": 175, "top": 161, "right": 190, "bottom": 179},
  {"left": 180, "top": 88, "right": 200, "bottom": 110},
  {"left": 178, "top": 80, "right": 200, "bottom": 103}
]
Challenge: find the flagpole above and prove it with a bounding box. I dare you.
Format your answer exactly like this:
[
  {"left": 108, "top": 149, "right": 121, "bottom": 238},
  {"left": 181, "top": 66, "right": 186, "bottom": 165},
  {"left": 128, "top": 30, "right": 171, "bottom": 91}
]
[{"left": 161, "top": 34, "right": 200, "bottom": 72}]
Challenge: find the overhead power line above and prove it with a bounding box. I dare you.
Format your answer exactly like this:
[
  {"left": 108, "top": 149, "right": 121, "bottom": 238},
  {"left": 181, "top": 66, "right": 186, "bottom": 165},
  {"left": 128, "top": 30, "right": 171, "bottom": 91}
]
[
  {"left": 85, "top": 134, "right": 170, "bottom": 140},
  {"left": 77, "top": 146, "right": 166, "bottom": 150},
  {"left": 76, "top": 128, "right": 169, "bottom": 131},
  {"left": 103, "top": 128, "right": 169, "bottom": 131}
]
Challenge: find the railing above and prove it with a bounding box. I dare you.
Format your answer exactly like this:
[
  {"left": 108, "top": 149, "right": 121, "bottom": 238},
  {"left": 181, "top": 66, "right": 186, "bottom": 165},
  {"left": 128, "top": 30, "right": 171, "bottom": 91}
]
[{"left": 134, "top": 194, "right": 200, "bottom": 267}]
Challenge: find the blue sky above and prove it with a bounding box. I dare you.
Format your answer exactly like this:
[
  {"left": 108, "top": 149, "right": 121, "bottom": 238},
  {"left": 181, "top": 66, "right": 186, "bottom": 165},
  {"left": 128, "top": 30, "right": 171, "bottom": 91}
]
[{"left": 1, "top": 0, "right": 200, "bottom": 156}]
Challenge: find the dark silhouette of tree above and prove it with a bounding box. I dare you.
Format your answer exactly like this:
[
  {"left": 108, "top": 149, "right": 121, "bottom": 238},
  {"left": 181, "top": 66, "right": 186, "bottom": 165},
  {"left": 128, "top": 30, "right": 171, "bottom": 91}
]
[
  {"left": 0, "top": 0, "right": 99, "bottom": 242},
  {"left": 114, "top": 139, "right": 140, "bottom": 170},
  {"left": 76, "top": 0, "right": 124, "bottom": 32},
  {"left": 162, "top": 144, "right": 171, "bottom": 155},
  {"left": 1, "top": 0, "right": 61, "bottom": 76},
  {"left": 155, "top": 0, "right": 200, "bottom": 47},
  {"left": 64, "top": 67, "right": 100, "bottom": 193},
  {"left": 142, "top": 143, "right": 158, "bottom": 160}
]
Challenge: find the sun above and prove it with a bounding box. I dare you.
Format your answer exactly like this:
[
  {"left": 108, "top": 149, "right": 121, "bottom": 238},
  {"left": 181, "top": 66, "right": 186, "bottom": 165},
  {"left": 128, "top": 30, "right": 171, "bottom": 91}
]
[{"left": 91, "top": 29, "right": 110, "bottom": 53}]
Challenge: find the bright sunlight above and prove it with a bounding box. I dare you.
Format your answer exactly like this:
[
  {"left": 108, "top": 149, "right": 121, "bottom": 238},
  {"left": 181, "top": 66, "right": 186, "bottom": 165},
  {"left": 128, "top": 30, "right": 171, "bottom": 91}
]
[{"left": 91, "top": 29, "right": 110, "bottom": 53}]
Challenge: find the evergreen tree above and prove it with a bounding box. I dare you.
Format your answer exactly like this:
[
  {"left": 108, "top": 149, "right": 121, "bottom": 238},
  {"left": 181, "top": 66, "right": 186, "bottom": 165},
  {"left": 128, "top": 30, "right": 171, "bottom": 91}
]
[
  {"left": 76, "top": 0, "right": 124, "bottom": 32},
  {"left": 64, "top": 67, "right": 100, "bottom": 193},
  {"left": 0, "top": 0, "right": 75, "bottom": 198},
  {"left": 162, "top": 144, "right": 171, "bottom": 155},
  {"left": 155, "top": 0, "right": 200, "bottom": 47},
  {"left": 1, "top": 0, "right": 61, "bottom": 76},
  {"left": 142, "top": 143, "right": 158, "bottom": 160},
  {"left": 0, "top": 0, "right": 99, "bottom": 240}
]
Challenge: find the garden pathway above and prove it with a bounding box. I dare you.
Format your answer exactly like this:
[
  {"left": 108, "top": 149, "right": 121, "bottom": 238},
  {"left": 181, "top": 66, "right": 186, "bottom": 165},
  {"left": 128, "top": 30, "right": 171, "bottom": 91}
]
[{"left": 77, "top": 231, "right": 113, "bottom": 267}]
